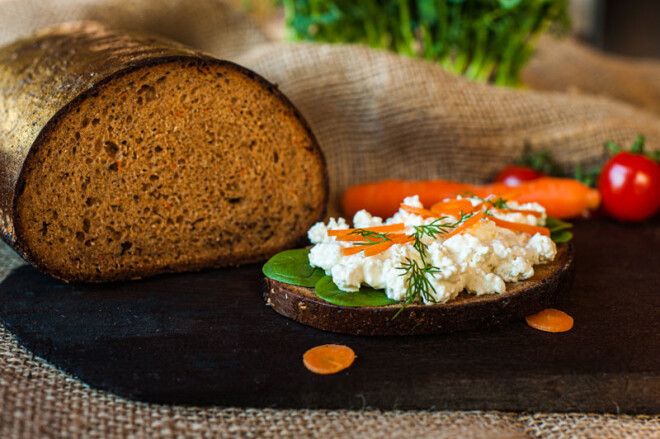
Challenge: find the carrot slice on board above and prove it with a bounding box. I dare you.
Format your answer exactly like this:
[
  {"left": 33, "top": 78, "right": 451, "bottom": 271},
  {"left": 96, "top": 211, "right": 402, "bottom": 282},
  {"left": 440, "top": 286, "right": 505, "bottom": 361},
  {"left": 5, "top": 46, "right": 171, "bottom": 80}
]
[
  {"left": 303, "top": 344, "right": 356, "bottom": 375},
  {"left": 443, "top": 212, "right": 485, "bottom": 239},
  {"left": 327, "top": 223, "right": 406, "bottom": 237},
  {"left": 430, "top": 199, "right": 474, "bottom": 217},
  {"left": 400, "top": 204, "right": 437, "bottom": 218},
  {"left": 487, "top": 216, "right": 550, "bottom": 236},
  {"left": 525, "top": 309, "right": 574, "bottom": 333}
]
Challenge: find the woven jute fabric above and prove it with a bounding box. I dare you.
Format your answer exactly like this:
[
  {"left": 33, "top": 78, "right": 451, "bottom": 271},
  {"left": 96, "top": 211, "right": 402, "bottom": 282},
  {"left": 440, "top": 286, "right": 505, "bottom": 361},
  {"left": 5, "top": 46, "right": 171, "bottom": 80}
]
[
  {"left": 234, "top": 42, "right": 660, "bottom": 212},
  {"left": 524, "top": 35, "right": 660, "bottom": 116},
  {"left": 0, "top": 0, "right": 659, "bottom": 437}
]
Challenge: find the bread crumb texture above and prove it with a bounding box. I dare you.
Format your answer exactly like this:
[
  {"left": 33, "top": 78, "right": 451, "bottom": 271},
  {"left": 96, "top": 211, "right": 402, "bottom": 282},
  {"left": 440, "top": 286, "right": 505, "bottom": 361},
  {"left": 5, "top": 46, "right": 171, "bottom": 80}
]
[{"left": 16, "top": 61, "right": 326, "bottom": 281}]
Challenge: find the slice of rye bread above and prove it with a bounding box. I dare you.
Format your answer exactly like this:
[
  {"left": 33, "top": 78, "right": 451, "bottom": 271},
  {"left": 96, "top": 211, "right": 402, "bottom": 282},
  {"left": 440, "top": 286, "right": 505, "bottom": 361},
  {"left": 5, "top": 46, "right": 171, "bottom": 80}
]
[
  {"left": 264, "top": 243, "right": 574, "bottom": 335},
  {"left": 0, "top": 22, "right": 327, "bottom": 282}
]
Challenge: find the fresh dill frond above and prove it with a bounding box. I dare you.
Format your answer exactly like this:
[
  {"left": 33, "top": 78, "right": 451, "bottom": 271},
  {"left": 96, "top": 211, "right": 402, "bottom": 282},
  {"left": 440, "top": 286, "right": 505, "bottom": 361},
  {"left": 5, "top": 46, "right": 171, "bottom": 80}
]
[
  {"left": 410, "top": 213, "right": 474, "bottom": 263},
  {"left": 393, "top": 258, "right": 441, "bottom": 319},
  {"left": 347, "top": 229, "right": 393, "bottom": 246},
  {"left": 393, "top": 211, "right": 474, "bottom": 318}
]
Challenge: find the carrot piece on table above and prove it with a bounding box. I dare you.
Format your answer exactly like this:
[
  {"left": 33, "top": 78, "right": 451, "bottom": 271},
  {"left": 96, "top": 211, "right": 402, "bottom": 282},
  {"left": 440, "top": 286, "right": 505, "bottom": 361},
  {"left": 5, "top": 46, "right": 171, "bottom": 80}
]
[
  {"left": 400, "top": 204, "right": 437, "bottom": 218},
  {"left": 487, "top": 216, "right": 550, "bottom": 236},
  {"left": 327, "top": 223, "right": 406, "bottom": 237},
  {"left": 430, "top": 199, "right": 474, "bottom": 217},
  {"left": 525, "top": 309, "right": 574, "bottom": 333},
  {"left": 303, "top": 344, "right": 356, "bottom": 375},
  {"left": 363, "top": 240, "right": 395, "bottom": 257},
  {"left": 443, "top": 212, "right": 485, "bottom": 239}
]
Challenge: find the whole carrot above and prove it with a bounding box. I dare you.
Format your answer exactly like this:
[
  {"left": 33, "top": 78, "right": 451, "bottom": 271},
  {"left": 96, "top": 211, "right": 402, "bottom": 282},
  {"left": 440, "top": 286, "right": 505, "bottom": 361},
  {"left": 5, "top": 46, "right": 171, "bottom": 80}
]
[{"left": 341, "top": 177, "right": 600, "bottom": 219}]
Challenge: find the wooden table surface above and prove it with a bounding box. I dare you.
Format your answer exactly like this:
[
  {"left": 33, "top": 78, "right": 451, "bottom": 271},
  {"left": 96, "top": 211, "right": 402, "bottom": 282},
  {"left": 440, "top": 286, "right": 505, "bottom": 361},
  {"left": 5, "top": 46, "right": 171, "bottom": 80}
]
[{"left": 0, "top": 217, "right": 657, "bottom": 413}]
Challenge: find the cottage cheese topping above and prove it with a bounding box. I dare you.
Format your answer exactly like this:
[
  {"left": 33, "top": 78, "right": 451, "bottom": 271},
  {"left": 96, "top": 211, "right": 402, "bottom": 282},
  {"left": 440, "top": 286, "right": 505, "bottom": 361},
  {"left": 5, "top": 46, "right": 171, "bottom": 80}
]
[{"left": 307, "top": 195, "right": 556, "bottom": 304}]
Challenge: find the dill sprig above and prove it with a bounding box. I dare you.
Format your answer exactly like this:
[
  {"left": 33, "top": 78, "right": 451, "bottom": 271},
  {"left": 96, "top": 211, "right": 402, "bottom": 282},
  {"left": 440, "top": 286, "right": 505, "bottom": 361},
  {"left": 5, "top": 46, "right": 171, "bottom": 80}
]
[
  {"left": 410, "top": 214, "right": 473, "bottom": 263},
  {"left": 394, "top": 211, "right": 474, "bottom": 317},
  {"left": 393, "top": 259, "right": 441, "bottom": 319},
  {"left": 347, "top": 229, "right": 394, "bottom": 246}
]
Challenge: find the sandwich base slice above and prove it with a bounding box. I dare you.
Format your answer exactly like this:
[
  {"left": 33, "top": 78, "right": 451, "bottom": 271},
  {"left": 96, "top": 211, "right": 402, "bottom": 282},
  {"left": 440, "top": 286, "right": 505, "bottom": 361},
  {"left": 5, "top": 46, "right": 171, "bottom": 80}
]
[{"left": 264, "top": 243, "right": 573, "bottom": 336}]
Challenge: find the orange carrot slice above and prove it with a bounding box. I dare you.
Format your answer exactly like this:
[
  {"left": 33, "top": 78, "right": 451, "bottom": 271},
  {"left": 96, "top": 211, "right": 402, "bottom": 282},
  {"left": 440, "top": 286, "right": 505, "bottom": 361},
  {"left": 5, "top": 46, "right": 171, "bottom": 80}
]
[
  {"left": 342, "top": 246, "right": 365, "bottom": 256},
  {"left": 327, "top": 223, "right": 406, "bottom": 237},
  {"left": 525, "top": 309, "right": 574, "bottom": 333},
  {"left": 341, "top": 233, "right": 413, "bottom": 256},
  {"left": 487, "top": 216, "right": 550, "bottom": 237},
  {"left": 430, "top": 199, "right": 474, "bottom": 217},
  {"left": 335, "top": 231, "right": 411, "bottom": 243},
  {"left": 400, "top": 204, "right": 437, "bottom": 218},
  {"left": 443, "top": 212, "right": 485, "bottom": 239},
  {"left": 303, "top": 344, "right": 356, "bottom": 375},
  {"left": 363, "top": 240, "right": 395, "bottom": 257},
  {"left": 335, "top": 234, "right": 371, "bottom": 242},
  {"left": 473, "top": 202, "right": 543, "bottom": 218},
  {"left": 503, "top": 208, "right": 543, "bottom": 218},
  {"left": 390, "top": 234, "right": 415, "bottom": 244}
]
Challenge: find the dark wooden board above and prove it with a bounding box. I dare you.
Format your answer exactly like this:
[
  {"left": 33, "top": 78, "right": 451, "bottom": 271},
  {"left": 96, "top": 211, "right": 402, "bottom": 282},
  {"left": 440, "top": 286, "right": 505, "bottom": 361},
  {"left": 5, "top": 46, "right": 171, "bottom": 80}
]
[{"left": 0, "top": 219, "right": 658, "bottom": 413}]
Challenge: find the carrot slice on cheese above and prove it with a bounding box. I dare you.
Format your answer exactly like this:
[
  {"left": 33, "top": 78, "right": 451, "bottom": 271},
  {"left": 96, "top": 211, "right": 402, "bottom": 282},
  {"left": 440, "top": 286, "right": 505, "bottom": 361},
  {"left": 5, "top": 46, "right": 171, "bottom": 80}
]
[
  {"left": 363, "top": 240, "right": 395, "bottom": 257},
  {"left": 327, "top": 223, "right": 406, "bottom": 237},
  {"left": 443, "top": 212, "right": 485, "bottom": 239},
  {"left": 400, "top": 204, "right": 437, "bottom": 218},
  {"left": 487, "top": 216, "right": 550, "bottom": 236},
  {"left": 341, "top": 246, "right": 365, "bottom": 256},
  {"left": 430, "top": 199, "right": 474, "bottom": 217}
]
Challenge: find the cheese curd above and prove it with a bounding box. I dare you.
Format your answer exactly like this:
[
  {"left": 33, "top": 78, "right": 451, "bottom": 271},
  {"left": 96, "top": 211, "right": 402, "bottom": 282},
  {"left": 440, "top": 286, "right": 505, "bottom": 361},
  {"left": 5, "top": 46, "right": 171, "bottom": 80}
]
[{"left": 307, "top": 195, "right": 556, "bottom": 304}]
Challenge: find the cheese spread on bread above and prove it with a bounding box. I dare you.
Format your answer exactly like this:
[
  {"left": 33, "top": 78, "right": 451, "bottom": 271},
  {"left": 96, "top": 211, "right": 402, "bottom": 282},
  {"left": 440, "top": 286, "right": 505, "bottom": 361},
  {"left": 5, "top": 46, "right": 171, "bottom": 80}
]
[{"left": 307, "top": 195, "right": 556, "bottom": 304}]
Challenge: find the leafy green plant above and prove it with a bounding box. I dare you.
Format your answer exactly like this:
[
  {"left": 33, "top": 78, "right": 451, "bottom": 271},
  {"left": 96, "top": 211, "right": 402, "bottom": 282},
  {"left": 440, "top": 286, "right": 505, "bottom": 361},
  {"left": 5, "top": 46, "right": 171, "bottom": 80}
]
[
  {"left": 262, "top": 248, "right": 326, "bottom": 286},
  {"left": 281, "top": 0, "right": 569, "bottom": 86}
]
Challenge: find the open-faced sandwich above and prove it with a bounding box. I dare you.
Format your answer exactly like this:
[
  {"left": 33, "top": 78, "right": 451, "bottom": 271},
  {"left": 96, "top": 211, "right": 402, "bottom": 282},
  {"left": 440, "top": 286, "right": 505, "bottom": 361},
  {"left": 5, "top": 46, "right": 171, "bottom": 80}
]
[{"left": 263, "top": 194, "right": 574, "bottom": 335}]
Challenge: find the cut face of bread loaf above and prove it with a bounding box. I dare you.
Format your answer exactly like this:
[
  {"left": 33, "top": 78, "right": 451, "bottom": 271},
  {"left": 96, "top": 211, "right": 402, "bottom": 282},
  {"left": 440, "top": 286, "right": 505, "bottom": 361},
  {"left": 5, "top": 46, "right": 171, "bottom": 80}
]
[{"left": 0, "top": 22, "right": 327, "bottom": 282}]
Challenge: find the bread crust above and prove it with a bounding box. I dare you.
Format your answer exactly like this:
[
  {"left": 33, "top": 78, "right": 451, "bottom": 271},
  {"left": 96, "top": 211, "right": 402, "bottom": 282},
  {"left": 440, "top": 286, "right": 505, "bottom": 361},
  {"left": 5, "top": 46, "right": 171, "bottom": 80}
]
[
  {"left": 0, "top": 22, "right": 328, "bottom": 282},
  {"left": 264, "top": 243, "right": 574, "bottom": 335}
]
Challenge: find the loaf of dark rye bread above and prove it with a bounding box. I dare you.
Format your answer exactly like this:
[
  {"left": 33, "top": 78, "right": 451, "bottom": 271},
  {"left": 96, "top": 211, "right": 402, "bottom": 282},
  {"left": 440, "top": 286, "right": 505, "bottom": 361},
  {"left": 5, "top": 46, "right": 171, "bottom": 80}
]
[
  {"left": 0, "top": 22, "right": 327, "bottom": 282},
  {"left": 264, "top": 244, "right": 574, "bottom": 336}
]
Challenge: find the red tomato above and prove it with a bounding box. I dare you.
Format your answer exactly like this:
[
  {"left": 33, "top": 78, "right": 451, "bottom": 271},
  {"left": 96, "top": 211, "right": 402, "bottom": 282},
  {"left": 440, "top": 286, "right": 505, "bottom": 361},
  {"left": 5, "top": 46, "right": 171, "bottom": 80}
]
[
  {"left": 597, "top": 152, "right": 660, "bottom": 222},
  {"left": 494, "top": 165, "right": 544, "bottom": 187}
]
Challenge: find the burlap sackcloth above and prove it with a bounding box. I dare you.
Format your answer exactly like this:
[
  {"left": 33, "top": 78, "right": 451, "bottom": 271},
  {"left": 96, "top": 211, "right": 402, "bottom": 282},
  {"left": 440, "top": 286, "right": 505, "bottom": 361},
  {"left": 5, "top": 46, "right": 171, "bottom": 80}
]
[{"left": 0, "top": 0, "right": 659, "bottom": 437}]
